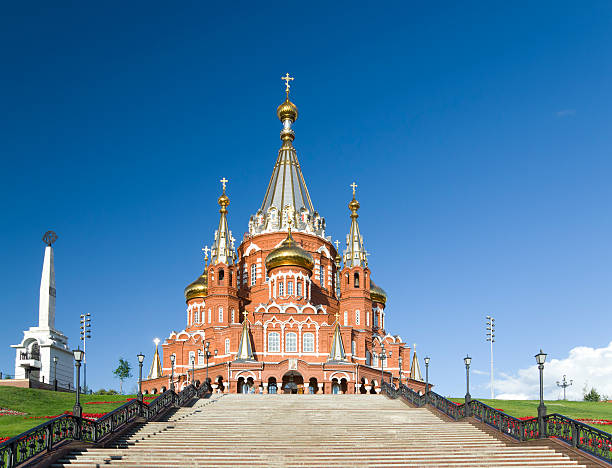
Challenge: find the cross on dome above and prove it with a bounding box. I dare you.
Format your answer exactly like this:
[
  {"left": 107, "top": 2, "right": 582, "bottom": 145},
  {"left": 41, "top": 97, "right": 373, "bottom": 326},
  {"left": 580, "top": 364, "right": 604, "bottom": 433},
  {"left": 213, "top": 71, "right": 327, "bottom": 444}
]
[
  {"left": 334, "top": 310, "right": 340, "bottom": 322},
  {"left": 220, "top": 177, "right": 228, "bottom": 191},
  {"left": 201, "top": 245, "right": 210, "bottom": 260},
  {"left": 153, "top": 338, "right": 160, "bottom": 346},
  {"left": 350, "top": 182, "right": 358, "bottom": 196},
  {"left": 281, "top": 73, "right": 294, "bottom": 92},
  {"left": 334, "top": 240, "right": 340, "bottom": 250}
]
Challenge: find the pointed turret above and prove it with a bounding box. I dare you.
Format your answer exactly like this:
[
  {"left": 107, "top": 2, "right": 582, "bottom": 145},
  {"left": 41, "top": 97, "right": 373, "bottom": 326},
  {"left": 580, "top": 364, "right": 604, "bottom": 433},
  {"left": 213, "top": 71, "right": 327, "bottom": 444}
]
[
  {"left": 343, "top": 182, "right": 368, "bottom": 268},
  {"left": 410, "top": 345, "right": 424, "bottom": 381},
  {"left": 210, "top": 178, "right": 236, "bottom": 265},
  {"left": 148, "top": 338, "right": 163, "bottom": 379},
  {"left": 235, "top": 312, "right": 255, "bottom": 361},
  {"left": 249, "top": 74, "right": 325, "bottom": 236},
  {"left": 39, "top": 231, "right": 58, "bottom": 330},
  {"left": 328, "top": 313, "right": 346, "bottom": 362}
]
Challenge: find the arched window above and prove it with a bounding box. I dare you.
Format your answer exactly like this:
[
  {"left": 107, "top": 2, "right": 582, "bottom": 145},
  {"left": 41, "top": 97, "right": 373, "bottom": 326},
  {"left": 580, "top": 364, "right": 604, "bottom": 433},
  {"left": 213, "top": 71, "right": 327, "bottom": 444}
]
[
  {"left": 231, "top": 309, "right": 235, "bottom": 324},
  {"left": 366, "top": 351, "right": 371, "bottom": 366},
  {"left": 218, "top": 307, "right": 223, "bottom": 322},
  {"left": 355, "top": 310, "right": 360, "bottom": 326},
  {"left": 286, "top": 332, "right": 297, "bottom": 352},
  {"left": 297, "top": 281, "right": 302, "bottom": 297},
  {"left": 225, "top": 338, "right": 230, "bottom": 355},
  {"left": 343, "top": 311, "right": 348, "bottom": 326},
  {"left": 303, "top": 333, "right": 315, "bottom": 352},
  {"left": 268, "top": 332, "right": 280, "bottom": 352},
  {"left": 188, "top": 351, "right": 195, "bottom": 364},
  {"left": 218, "top": 269, "right": 225, "bottom": 284},
  {"left": 250, "top": 264, "right": 257, "bottom": 286},
  {"left": 319, "top": 266, "right": 325, "bottom": 286},
  {"left": 208, "top": 309, "right": 212, "bottom": 323},
  {"left": 197, "top": 350, "right": 204, "bottom": 365},
  {"left": 229, "top": 270, "right": 233, "bottom": 286},
  {"left": 366, "top": 311, "right": 369, "bottom": 327},
  {"left": 346, "top": 274, "right": 349, "bottom": 285},
  {"left": 354, "top": 272, "right": 360, "bottom": 288},
  {"left": 373, "top": 353, "right": 379, "bottom": 367},
  {"left": 287, "top": 281, "right": 294, "bottom": 296},
  {"left": 373, "top": 310, "right": 378, "bottom": 327},
  {"left": 278, "top": 281, "right": 285, "bottom": 297},
  {"left": 351, "top": 340, "right": 356, "bottom": 355}
]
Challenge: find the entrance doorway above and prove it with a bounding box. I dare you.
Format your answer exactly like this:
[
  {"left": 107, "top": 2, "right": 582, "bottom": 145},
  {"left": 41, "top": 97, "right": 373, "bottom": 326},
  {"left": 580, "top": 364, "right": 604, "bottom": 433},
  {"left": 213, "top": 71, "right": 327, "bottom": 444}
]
[{"left": 281, "top": 371, "right": 304, "bottom": 394}]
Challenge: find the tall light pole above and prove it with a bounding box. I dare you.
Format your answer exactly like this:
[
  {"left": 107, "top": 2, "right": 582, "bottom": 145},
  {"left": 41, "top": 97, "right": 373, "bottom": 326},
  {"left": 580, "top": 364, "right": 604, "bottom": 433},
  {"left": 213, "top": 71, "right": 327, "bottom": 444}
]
[
  {"left": 204, "top": 342, "right": 210, "bottom": 389},
  {"left": 398, "top": 356, "right": 403, "bottom": 387},
  {"left": 190, "top": 355, "right": 195, "bottom": 385},
  {"left": 535, "top": 349, "right": 547, "bottom": 438},
  {"left": 137, "top": 352, "right": 144, "bottom": 402},
  {"left": 169, "top": 354, "right": 175, "bottom": 392},
  {"left": 424, "top": 356, "right": 430, "bottom": 403},
  {"left": 72, "top": 348, "right": 84, "bottom": 418},
  {"left": 556, "top": 375, "right": 573, "bottom": 401},
  {"left": 486, "top": 316, "right": 495, "bottom": 398},
  {"left": 464, "top": 355, "right": 472, "bottom": 417},
  {"left": 80, "top": 314, "right": 91, "bottom": 394},
  {"left": 53, "top": 356, "right": 58, "bottom": 391}
]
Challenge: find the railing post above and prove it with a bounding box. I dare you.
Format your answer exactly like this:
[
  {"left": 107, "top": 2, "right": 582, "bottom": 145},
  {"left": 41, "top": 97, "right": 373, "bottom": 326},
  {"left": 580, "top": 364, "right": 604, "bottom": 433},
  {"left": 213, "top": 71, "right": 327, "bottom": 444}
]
[
  {"left": 10, "top": 440, "right": 17, "bottom": 467},
  {"left": 571, "top": 421, "right": 578, "bottom": 448},
  {"left": 46, "top": 424, "right": 53, "bottom": 452}
]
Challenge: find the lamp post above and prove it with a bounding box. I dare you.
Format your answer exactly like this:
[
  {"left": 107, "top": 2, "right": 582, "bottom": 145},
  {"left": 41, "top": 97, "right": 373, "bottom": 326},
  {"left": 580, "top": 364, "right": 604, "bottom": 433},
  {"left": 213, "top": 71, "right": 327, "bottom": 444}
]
[
  {"left": 424, "top": 356, "right": 430, "bottom": 404},
  {"left": 53, "top": 356, "right": 58, "bottom": 391},
  {"left": 398, "top": 356, "right": 403, "bottom": 387},
  {"left": 204, "top": 342, "right": 210, "bottom": 389},
  {"left": 79, "top": 314, "right": 91, "bottom": 394},
  {"left": 535, "top": 349, "right": 547, "bottom": 438},
  {"left": 464, "top": 355, "right": 472, "bottom": 416},
  {"left": 556, "top": 375, "right": 573, "bottom": 401},
  {"left": 190, "top": 355, "right": 195, "bottom": 385},
  {"left": 379, "top": 344, "right": 387, "bottom": 384},
  {"left": 486, "top": 316, "right": 495, "bottom": 398},
  {"left": 72, "top": 348, "right": 84, "bottom": 418},
  {"left": 169, "top": 354, "right": 175, "bottom": 392},
  {"left": 137, "top": 352, "right": 145, "bottom": 402}
]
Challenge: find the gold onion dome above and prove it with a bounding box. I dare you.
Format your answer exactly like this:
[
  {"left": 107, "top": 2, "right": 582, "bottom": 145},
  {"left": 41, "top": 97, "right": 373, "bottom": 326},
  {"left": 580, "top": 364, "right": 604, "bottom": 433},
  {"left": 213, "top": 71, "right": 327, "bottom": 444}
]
[
  {"left": 277, "top": 96, "right": 298, "bottom": 123},
  {"left": 265, "top": 230, "right": 314, "bottom": 272},
  {"left": 370, "top": 281, "right": 387, "bottom": 305},
  {"left": 184, "top": 271, "right": 208, "bottom": 302}
]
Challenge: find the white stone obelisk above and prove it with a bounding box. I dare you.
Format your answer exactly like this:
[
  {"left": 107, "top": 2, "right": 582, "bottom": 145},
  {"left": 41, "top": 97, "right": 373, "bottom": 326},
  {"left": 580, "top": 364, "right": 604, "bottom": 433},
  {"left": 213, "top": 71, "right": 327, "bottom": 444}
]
[{"left": 39, "top": 245, "right": 56, "bottom": 330}]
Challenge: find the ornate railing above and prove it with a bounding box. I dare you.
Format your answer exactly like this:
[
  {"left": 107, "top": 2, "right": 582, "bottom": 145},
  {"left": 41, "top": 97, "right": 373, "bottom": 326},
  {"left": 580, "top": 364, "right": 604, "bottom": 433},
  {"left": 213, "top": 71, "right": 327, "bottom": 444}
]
[
  {"left": 0, "top": 383, "right": 200, "bottom": 468},
  {"left": 382, "top": 382, "right": 612, "bottom": 465}
]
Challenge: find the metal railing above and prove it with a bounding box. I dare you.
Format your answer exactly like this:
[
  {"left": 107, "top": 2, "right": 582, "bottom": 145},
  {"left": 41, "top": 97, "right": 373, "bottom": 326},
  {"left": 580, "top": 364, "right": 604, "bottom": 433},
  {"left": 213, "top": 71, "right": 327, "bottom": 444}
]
[
  {"left": 382, "top": 382, "right": 611, "bottom": 464},
  {"left": 0, "top": 383, "right": 201, "bottom": 468}
]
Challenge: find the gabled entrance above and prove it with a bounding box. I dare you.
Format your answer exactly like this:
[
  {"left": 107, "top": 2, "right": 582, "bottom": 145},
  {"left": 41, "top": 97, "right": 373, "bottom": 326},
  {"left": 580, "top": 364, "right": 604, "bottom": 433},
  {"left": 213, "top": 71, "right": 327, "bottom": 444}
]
[{"left": 281, "top": 371, "right": 303, "bottom": 394}]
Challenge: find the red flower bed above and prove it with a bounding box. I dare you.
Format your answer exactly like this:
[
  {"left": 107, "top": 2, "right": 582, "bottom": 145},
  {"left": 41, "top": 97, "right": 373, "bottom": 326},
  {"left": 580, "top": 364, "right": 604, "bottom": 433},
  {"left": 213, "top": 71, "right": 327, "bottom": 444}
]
[{"left": 85, "top": 396, "right": 157, "bottom": 405}]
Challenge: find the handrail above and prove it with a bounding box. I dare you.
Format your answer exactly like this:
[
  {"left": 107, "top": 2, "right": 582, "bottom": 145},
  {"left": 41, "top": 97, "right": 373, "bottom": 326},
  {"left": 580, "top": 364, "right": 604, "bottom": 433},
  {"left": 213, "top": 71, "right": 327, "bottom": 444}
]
[
  {"left": 0, "top": 383, "right": 200, "bottom": 468},
  {"left": 382, "top": 382, "right": 611, "bottom": 465}
]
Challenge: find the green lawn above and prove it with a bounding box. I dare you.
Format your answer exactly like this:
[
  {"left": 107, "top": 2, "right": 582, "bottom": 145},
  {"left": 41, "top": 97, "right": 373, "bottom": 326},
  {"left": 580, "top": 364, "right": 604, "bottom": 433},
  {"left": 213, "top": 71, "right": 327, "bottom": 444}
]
[
  {"left": 450, "top": 398, "right": 612, "bottom": 435},
  {"left": 0, "top": 387, "right": 139, "bottom": 439}
]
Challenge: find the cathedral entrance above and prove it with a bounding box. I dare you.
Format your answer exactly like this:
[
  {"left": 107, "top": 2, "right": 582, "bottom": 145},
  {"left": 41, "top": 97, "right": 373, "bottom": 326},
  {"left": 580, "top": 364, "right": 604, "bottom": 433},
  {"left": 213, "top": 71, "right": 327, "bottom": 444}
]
[{"left": 281, "top": 371, "right": 304, "bottom": 394}]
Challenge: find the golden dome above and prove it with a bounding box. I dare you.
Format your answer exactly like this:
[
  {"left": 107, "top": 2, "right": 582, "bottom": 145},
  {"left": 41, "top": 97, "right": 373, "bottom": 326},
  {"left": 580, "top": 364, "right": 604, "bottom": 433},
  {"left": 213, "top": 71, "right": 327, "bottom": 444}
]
[
  {"left": 277, "top": 97, "right": 298, "bottom": 123},
  {"left": 218, "top": 192, "right": 230, "bottom": 208},
  {"left": 184, "top": 271, "right": 208, "bottom": 302},
  {"left": 265, "top": 231, "right": 314, "bottom": 272},
  {"left": 370, "top": 281, "right": 387, "bottom": 305},
  {"left": 349, "top": 197, "right": 360, "bottom": 214}
]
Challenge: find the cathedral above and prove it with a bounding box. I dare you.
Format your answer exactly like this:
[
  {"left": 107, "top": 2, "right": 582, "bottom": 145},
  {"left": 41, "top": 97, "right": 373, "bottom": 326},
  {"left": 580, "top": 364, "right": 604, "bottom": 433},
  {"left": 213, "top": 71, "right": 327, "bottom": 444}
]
[{"left": 142, "top": 76, "right": 425, "bottom": 395}]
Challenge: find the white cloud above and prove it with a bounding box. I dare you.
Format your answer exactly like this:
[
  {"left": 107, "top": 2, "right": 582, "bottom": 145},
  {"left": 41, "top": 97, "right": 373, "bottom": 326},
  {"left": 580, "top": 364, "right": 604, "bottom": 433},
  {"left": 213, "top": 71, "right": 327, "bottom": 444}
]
[
  {"left": 556, "top": 109, "right": 576, "bottom": 117},
  {"left": 494, "top": 341, "right": 612, "bottom": 401}
]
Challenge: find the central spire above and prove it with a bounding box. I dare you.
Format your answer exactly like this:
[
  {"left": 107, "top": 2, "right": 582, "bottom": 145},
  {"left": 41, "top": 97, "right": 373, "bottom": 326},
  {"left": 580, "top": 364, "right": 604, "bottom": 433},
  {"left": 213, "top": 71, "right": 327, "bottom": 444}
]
[
  {"left": 249, "top": 75, "right": 326, "bottom": 237},
  {"left": 343, "top": 182, "right": 368, "bottom": 268},
  {"left": 210, "top": 178, "right": 236, "bottom": 265}
]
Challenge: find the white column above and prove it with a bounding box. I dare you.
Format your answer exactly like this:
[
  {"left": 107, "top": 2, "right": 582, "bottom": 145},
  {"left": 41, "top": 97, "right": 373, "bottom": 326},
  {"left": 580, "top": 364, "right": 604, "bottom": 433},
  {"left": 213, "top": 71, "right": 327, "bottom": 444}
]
[{"left": 39, "top": 246, "right": 55, "bottom": 330}]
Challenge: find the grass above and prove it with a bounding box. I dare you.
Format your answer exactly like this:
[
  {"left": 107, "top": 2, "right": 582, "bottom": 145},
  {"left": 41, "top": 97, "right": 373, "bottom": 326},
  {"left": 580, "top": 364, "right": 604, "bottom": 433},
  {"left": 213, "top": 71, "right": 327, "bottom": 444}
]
[
  {"left": 450, "top": 398, "right": 612, "bottom": 435},
  {"left": 0, "top": 387, "right": 138, "bottom": 439}
]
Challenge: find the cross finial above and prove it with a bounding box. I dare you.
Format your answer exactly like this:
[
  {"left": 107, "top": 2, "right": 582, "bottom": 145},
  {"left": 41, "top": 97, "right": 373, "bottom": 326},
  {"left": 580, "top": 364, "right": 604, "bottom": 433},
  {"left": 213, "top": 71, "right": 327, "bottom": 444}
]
[
  {"left": 153, "top": 338, "right": 160, "bottom": 346},
  {"left": 242, "top": 310, "right": 249, "bottom": 320},
  {"left": 201, "top": 245, "right": 210, "bottom": 261},
  {"left": 334, "top": 310, "right": 340, "bottom": 322},
  {"left": 281, "top": 73, "right": 294, "bottom": 93},
  {"left": 220, "top": 177, "right": 228, "bottom": 192},
  {"left": 350, "top": 182, "right": 358, "bottom": 196},
  {"left": 334, "top": 239, "right": 340, "bottom": 250}
]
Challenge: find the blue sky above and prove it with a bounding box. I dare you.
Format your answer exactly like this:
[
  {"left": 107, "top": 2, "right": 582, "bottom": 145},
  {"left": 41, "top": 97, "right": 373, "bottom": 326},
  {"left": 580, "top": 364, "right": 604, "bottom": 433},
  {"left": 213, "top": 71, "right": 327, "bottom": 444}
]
[{"left": 1, "top": 2, "right": 611, "bottom": 398}]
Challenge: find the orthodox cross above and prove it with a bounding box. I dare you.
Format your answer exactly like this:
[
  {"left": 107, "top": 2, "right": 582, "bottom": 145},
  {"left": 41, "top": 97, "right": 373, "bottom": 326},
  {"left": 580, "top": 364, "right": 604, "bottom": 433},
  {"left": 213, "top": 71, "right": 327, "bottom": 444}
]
[
  {"left": 201, "top": 245, "right": 210, "bottom": 261},
  {"left": 334, "top": 310, "right": 340, "bottom": 323},
  {"left": 350, "top": 182, "right": 358, "bottom": 196},
  {"left": 242, "top": 310, "right": 249, "bottom": 322},
  {"left": 220, "top": 177, "right": 228, "bottom": 191},
  {"left": 334, "top": 239, "right": 340, "bottom": 250},
  {"left": 281, "top": 73, "right": 294, "bottom": 92}
]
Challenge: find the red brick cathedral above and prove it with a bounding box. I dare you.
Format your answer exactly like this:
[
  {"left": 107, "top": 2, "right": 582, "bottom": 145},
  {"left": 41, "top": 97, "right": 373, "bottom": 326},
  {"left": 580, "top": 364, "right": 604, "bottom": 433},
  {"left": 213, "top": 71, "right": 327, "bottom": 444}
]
[{"left": 142, "top": 76, "right": 426, "bottom": 396}]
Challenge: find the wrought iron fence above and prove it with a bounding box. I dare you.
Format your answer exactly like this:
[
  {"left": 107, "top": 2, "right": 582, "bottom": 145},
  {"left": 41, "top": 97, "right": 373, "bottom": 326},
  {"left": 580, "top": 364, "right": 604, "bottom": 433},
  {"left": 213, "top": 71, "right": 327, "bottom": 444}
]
[
  {"left": 0, "top": 383, "right": 199, "bottom": 468},
  {"left": 382, "top": 382, "right": 612, "bottom": 465}
]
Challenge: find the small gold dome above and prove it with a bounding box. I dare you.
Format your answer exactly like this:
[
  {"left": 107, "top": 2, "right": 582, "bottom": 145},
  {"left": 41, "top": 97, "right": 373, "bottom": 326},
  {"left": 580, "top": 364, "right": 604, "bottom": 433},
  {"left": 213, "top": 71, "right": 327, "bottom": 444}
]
[
  {"left": 266, "top": 232, "right": 314, "bottom": 272},
  {"left": 184, "top": 271, "right": 208, "bottom": 302},
  {"left": 370, "top": 281, "right": 387, "bottom": 305},
  {"left": 277, "top": 97, "right": 298, "bottom": 122},
  {"left": 218, "top": 192, "right": 230, "bottom": 208}
]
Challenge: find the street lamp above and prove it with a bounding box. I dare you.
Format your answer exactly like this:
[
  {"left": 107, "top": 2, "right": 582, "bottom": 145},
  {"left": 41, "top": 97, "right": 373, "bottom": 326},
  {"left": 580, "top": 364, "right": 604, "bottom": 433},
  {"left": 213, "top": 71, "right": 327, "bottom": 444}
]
[
  {"left": 79, "top": 314, "right": 91, "bottom": 394},
  {"left": 137, "top": 352, "right": 145, "bottom": 402},
  {"left": 556, "top": 375, "right": 573, "bottom": 401},
  {"left": 53, "top": 356, "right": 58, "bottom": 391},
  {"left": 379, "top": 343, "right": 387, "bottom": 384},
  {"left": 72, "top": 348, "right": 84, "bottom": 418},
  {"left": 190, "top": 355, "right": 195, "bottom": 385},
  {"left": 535, "top": 349, "right": 547, "bottom": 438},
  {"left": 169, "top": 354, "right": 175, "bottom": 392},
  {"left": 464, "top": 355, "right": 472, "bottom": 416},
  {"left": 486, "top": 316, "right": 495, "bottom": 398},
  {"left": 204, "top": 342, "right": 210, "bottom": 390},
  {"left": 424, "top": 356, "right": 430, "bottom": 403},
  {"left": 398, "top": 356, "right": 403, "bottom": 387}
]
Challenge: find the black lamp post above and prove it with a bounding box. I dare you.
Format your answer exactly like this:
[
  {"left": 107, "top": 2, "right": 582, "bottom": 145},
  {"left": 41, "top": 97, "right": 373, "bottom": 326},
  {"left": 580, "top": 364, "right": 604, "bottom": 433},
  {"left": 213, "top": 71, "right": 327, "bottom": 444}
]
[
  {"left": 204, "top": 342, "right": 210, "bottom": 389},
  {"left": 53, "top": 356, "right": 58, "bottom": 391},
  {"left": 535, "top": 349, "right": 547, "bottom": 438},
  {"left": 170, "top": 354, "right": 175, "bottom": 392},
  {"left": 379, "top": 344, "right": 387, "bottom": 384},
  {"left": 137, "top": 352, "right": 145, "bottom": 402},
  {"left": 190, "top": 355, "right": 195, "bottom": 385},
  {"left": 424, "top": 356, "right": 430, "bottom": 403},
  {"left": 464, "top": 355, "right": 472, "bottom": 416},
  {"left": 72, "top": 348, "right": 84, "bottom": 418},
  {"left": 398, "top": 356, "right": 403, "bottom": 387}
]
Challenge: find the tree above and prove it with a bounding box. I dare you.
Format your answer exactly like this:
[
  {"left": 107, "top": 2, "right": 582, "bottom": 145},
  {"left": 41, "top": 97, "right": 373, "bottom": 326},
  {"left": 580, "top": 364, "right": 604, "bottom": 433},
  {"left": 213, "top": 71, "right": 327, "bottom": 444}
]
[
  {"left": 583, "top": 387, "right": 601, "bottom": 402},
  {"left": 113, "top": 358, "right": 132, "bottom": 394}
]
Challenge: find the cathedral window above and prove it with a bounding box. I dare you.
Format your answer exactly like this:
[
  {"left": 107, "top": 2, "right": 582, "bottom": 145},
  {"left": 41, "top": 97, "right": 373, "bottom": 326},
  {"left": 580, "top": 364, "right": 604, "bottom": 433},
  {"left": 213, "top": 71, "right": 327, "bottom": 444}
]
[
  {"left": 297, "top": 281, "right": 302, "bottom": 297},
  {"left": 231, "top": 309, "right": 235, "bottom": 323},
  {"left": 303, "top": 333, "right": 314, "bottom": 352},
  {"left": 366, "top": 311, "right": 369, "bottom": 327},
  {"left": 355, "top": 310, "right": 360, "bottom": 326},
  {"left": 229, "top": 271, "right": 233, "bottom": 286},
  {"left": 188, "top": 351, "right": 195, "bottom": 365},
  {"left": 319, "top": 266, "right": 325, "bottom": 287},
  {"left": 218, "top": 307, "right": 223, "bottom": 322},
  {"left": 351, "top": 340, "right": 356, "bottom": 355},
  {"left": 285, "top": 332, "right": 297, "bottom": 352},
  {"left": 354, "top": 272, "right": 360, "bottom": 288},
  {"left": 366, "top": 351, "right": 371, "bottom": 365},
  {"left": 218, "top": 269, "right": 224, "bottom": 284},
  {"left": 208, "top": 309, "right": 212, "bottom": 323},
  {"left": 278, "top": 281, "right": 284, "bottom": 297},
  {"left": 346, "top": 274, "right": 349, "bottom": 285},
  {"left": 268, "top": 332, "right": 280, "bottom": 352},
  {"left": 373, "top": 310, "right": 378, "bottom": 327},
  {"left": 287, "top": 281, "right": 294, "bottom": 296},
  {"left": 197, "top": 350, "right": 204, "bottom": 365},
  {"left": 225, "top": 338, "right": 230, "bottom": 355},
  {"left": 250, "top": 264, "right": 257, "bottom": 286},
  {"left": 373, "top": 353, "right": 379, "bottom": 367},
  {"left": 343, "top": 311, "right": 348, "bottom": 326}
]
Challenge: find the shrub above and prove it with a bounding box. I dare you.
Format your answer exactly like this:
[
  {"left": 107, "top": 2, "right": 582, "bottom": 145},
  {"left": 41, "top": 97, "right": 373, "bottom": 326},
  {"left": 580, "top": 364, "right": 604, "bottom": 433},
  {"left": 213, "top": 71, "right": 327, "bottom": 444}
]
[{"left": 583, "top": 387, "right": 601, "bottom": 402}]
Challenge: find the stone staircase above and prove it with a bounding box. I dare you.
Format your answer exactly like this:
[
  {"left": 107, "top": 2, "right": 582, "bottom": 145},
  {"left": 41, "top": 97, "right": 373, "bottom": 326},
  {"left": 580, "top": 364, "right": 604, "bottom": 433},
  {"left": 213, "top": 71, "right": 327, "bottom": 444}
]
[{"left": 52, "top": 394, "right": 586, "bottom": 467}]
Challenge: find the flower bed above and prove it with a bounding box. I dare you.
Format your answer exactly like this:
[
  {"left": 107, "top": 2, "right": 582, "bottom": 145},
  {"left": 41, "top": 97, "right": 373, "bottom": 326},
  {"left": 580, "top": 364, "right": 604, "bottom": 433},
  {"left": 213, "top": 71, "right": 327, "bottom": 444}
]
[
  {"left": 0, "top": 407, "right": 26, "bottom": 416},
  {"left": 85, "top": 396, "right": 157, "bottom": 405}
]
